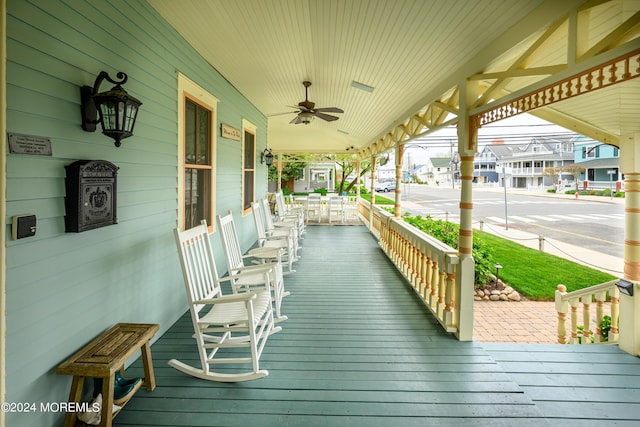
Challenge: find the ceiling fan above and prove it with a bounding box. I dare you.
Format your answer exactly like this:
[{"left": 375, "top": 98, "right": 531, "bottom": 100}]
[{"left": 288, "top": 81, "right": 343, "bottom": 125}]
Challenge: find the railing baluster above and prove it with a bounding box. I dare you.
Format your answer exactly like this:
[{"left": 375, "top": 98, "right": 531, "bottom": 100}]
[
  {"left": 582, "top": 295, "right": 592, "bottom": 344},
  {"left": 595, "top": 291, "right": 606, "bottom": 343},
  {"left": 611, "top": 287, "right": 620, "bottom": 342},
  {"left": 556, "top": 285, "right": 568, "bottom": 344},
  {"left": 570, "top": 299, "right": 579, "bottom": 344}
]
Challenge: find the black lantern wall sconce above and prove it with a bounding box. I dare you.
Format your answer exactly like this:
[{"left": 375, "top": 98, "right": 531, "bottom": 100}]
[
  {"left": 81, "top": 71, "right": 142, "bottom": 147},
  {"left": 261, "top": 148, "right": 274, "bottom": 166}
]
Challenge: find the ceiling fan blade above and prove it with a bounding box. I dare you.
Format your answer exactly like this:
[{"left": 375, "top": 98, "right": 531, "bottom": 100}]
[
  {"left": 268, "top": 110, "right": 299, "bottom": 117},
  {"left": 289, "top": 115, "right": 302, "bottom": 124},
  {"left": 314, "top": 112, "right": 339, "bottom": 122},
  {"left": 313, "top": 107, "right": 344, "bottom": 113}
]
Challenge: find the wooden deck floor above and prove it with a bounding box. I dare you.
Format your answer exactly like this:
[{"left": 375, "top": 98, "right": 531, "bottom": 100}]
[{"left": 116, "top": 225, "right": 640, "bottom": 426}]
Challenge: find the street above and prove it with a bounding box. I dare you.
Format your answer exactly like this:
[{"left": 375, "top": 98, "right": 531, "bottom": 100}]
[{"left": 381, "top": 184, "right": 625, "bottom": 261}]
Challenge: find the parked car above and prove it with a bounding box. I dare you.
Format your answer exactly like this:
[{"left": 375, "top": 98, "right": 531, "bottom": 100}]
[{"left": 375, "top": 181, "right": 396, "bottom": 192}]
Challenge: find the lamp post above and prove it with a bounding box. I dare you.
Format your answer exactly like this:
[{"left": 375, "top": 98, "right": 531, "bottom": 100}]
[{"left": 494, "top": 263, "right": 503, "bottom": 285}]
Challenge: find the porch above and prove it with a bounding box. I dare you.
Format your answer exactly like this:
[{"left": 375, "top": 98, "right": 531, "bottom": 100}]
[{"left": 115, "top": 225, "right": 640, "bottom": 426}]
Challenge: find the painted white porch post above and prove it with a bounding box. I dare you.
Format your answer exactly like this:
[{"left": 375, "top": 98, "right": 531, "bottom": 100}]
[
  {"left": 395, "top": 144, "right": 404, "bottom": 218},
  {"left": 356, "top": 160, "right": 361, "bottom": 199},
  {"left": 455, "top": 81, "right": 479, "bottom": 341},
  {"left": 275, "top": 153, "right": 282, "bottom": 192},
  {"left": 618, "top": 133, "right": 640, "bottom": 356},
  {"left": 369, "top": 155, "right": 376, "bottom": 229}
]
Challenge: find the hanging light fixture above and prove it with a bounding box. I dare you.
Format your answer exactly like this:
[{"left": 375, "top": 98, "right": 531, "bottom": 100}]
[
  {"left": 261, "top": 148, "right": 274, "bottom": 166},
  {"left": 299, "top": 111, "right": 314, "bottom": 125},
  {"left": 81, "top": 71, "right": 142, "bottom": 147}
]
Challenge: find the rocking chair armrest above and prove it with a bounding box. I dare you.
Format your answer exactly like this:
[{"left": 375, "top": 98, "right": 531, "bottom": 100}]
[
  {"left": 193, "top": 291, "right": 258, "bottom": 305},
  {"left": 218, "top": 265, "right": 276, "bottom": 283}
]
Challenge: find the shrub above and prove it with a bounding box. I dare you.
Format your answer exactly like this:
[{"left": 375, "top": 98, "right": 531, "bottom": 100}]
[
  {"left": 313, "top": 188, "right": 327, "bottom": 196},
  {"left": 614, "top": 191, "right": 625, "bottom": 198},
  {"left": 402, "top": 214, "right": 494, "bottom": 284},
  {"left": 547, "top": 189, "right": 556, "bottom": 193}
]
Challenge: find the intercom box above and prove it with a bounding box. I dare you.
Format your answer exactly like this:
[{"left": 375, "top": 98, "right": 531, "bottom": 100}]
[{"left": 12, "top": 214, "right": 37, "bottom": 240}]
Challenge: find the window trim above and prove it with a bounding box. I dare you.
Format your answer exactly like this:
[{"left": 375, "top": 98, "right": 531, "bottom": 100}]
[
  {"left": 241, "top": 119, "right": 257, "bottom": 216},
  {"left": 177, "top": 73, "right": 218, "bottom": 231}
]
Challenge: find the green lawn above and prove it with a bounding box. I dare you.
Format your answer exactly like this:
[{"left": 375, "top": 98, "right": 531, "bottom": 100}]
[
  {"left": 475, "top": 230, "right": 617, "bottom": 301},
  {"left": 359, "top": 193, "right": 395, "bottom": 205}
]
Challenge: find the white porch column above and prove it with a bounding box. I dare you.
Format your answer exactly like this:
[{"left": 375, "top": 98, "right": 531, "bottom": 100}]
[
  {"left": 369, "top": 155, "right": 376, "bottom": 229},
  {"left": 395, "top": 144, "right": 404, "bottom": 218},
  {"left": 454, "top": 81, "right": 480, "bottom": 341},
  {"left": 276, "top": 153, "right": 282, "bottom": 192},
  {"left": 618, "top": 133, "right": 640, "bottom": 356},
  {"left": 356, "top": 160, "right": 361, "bottom": 199}
]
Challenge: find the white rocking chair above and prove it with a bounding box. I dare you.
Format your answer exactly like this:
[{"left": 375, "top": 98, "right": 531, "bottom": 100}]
[
  {"left": 261, "top": 198, "right": 301, "bottom": 259},
  {"left": 275, "top": 191, "right": 306, "bottom": 236},
  {"left": 249, "top": 200, "right": 297, "bottom": 274},
  {"left": 168, "top": 220, "right": 280, "bottom": 382},
  {"left": 217, "top": 211, "right": 288, "bottom": 323}
]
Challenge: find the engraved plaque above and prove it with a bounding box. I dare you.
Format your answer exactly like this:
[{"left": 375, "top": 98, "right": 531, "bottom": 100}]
[{"left": 8, "top": 133, "right": 52, "bottom": 156}]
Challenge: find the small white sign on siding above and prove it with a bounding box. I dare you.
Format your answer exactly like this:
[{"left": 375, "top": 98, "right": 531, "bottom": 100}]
[{"left": 221, "top": 124, "right": 241, "bottom": 141}]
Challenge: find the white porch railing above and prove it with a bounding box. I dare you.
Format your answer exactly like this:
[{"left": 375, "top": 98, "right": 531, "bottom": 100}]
[
  {"left": 358, "top": 199, "right": 474, "bottom": 340},
  {"left": 555, "top": 281, "right": 620, "bottom": 345}
]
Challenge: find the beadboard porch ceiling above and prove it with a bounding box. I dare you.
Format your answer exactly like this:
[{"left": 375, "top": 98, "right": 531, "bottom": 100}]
[{"left": 148, "top": 0, "right": 640, "bottom": 155}]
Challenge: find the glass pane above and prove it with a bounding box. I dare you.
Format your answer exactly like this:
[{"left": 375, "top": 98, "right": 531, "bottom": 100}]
[
  {"left": 244, "top": 131, "right": 254, "bottom": 169},
  {"left": 185, "top": 168, "right": 211, "bottom": 229},
  {"left": 244, "top": 170, "right": 254, "bottom": 211},
  {"left": 185, "top": 99, "right": 196, "bottom": 164},
  {"left": 197, "top": 107, "right": 210, "bottom": 165}
]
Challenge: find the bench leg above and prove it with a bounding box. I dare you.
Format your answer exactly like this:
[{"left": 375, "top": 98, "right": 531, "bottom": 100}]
[
  {"left": 141, "top": 341, "right": 156, "bottom": 391},
  {"left": 100, "top": 374, "right": 115, "bottom": 427},
  {"left": 63, "top": 376, "right": 84, "bottom": 427}
]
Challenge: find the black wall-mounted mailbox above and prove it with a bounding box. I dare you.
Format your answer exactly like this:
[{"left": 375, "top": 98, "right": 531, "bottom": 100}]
[{"left": 65, "top": 160, "right": 118, "bottom": 232}]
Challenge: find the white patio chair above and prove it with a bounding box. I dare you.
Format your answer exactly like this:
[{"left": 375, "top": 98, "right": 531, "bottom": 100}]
[
  {"left": 261, "top": 198, "right": 301, "bottom": 258},
  {"left": 328, "top": 195, "right": 345, "bottom": 223},
  {"left": 249, "top": 200, "right": 297, "bottom": 274},
  {"left": 344, "top": 195, "right": 359, "bottom": 221},
  {"left": 168, "top": 220, "right": 280, "bottom": 382},
  {"left": 275, "top": 191, "right": 306, "bottom": 237},
  {"left": 217, "top": 211, "right": 288, "bottom": 322},
  {"left": 305, "top": 193, "right": 322, "bottom": 223}
]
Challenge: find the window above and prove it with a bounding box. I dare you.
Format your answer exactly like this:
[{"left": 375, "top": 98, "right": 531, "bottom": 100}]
[
  {"left": 242, "top": 120, "right": 256, "bottom": 214},
  {"left": 178, "top": 73, "right": 218, "bottom": 231},
  {"left": 184, "top": 98, "right": 213, "bottom": 229}
]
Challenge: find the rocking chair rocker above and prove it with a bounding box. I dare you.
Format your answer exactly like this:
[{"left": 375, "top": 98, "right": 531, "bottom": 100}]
[{"left": 168, "top": 220, "right": 280, "bottom": 382}]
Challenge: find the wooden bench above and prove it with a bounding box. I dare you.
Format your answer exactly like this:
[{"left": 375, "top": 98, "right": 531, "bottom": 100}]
[{"left": 57, "top": 323, "right": 159, "bottom": 427}]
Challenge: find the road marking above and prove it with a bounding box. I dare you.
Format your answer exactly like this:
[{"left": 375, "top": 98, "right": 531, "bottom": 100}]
[
  {"left": 509, "top": 215, "right": 536, "bottom": 223},
  {"left": 528, "top": 215, "right": 560, "bottom": 222},
  {"left": 526, "top": 222, "right": 624, "bottom": 246},
  {"left": 548, "top": 214, "right": 579, "bottom": 220}
]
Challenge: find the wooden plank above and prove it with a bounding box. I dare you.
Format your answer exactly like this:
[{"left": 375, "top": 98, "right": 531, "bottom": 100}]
[{"left": 115, "top": 226, "right": 548, "bottom": 425}]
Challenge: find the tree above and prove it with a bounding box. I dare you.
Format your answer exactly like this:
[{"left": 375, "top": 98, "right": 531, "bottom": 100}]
[
  {"left": 563, "top": 164, "right": 586, "bottom": 192},
  {"left": 268, "top": 161, "right": 307, "bottom": 192},
  {"left": 335, "top": 159, "right": 372, "bottom": 194},
  {"left": 541, "top": 166, "right": 563, "bottom": 190}
]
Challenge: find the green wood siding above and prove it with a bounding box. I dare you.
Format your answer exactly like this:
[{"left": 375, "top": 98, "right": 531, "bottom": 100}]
[{"left": 4, "top": 1, "right": 268, "bottom": 425}]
